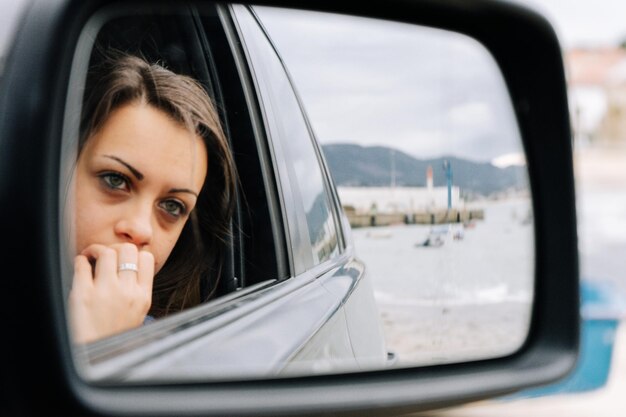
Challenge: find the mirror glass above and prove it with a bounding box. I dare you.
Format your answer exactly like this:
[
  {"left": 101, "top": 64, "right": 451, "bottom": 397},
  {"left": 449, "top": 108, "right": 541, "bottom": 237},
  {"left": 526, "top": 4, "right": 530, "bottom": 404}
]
[{"left": 60, "top": 3, "right": 533, "bottom": 382}]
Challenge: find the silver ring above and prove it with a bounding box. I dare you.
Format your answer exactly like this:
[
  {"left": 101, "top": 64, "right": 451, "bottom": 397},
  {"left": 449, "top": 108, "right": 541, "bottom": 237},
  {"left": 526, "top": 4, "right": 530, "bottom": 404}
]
[{"left": 118, "top": 263, "right": 138, "bottom": 273}]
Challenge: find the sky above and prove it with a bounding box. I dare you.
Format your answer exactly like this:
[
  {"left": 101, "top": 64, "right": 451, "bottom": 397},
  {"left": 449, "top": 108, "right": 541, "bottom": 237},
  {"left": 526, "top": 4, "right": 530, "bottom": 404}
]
[{"left": 254, "top": 1, "right": 626, "bottom": 166}]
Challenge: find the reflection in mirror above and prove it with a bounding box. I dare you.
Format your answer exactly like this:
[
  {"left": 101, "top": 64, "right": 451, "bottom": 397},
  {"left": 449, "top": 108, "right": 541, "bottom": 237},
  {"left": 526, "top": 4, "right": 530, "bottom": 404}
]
[
  {"left": 59, "top": 2, "right": 533, "bottom": 383},
  {"left": 256, "top": 7, "right": 534, "bottom": 366}
]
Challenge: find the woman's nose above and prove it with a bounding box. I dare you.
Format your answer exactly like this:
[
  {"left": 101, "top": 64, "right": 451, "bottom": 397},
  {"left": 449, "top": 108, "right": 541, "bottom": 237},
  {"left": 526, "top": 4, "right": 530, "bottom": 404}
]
[{"left": 114, "top": 204, "right": 153, "bottom": 248}]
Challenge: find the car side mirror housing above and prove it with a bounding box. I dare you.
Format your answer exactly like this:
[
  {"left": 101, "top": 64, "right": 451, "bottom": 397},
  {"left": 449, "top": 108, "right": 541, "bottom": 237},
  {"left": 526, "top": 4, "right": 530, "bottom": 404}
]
[{"left": 0, "top": 0, "right": 578, "bottom": 415}]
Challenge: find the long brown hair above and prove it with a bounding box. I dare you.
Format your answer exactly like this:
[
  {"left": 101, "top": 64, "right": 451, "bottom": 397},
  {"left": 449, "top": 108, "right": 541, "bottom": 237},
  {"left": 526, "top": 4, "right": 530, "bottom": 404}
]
[{"left": 79, "top": 52, "right": 236, "bottom": 318}]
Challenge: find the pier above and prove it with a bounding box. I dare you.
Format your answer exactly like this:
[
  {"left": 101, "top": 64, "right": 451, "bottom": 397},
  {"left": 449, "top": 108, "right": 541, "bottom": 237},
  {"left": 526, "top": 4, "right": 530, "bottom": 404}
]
[{"left": 343, "top": 206, "right": 485, "bottom": 228}]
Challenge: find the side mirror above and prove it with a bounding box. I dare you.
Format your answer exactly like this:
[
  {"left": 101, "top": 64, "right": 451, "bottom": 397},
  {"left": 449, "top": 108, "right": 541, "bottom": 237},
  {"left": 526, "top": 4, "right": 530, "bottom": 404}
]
[{"left": 0, "top": 0, "right": 578, "bottom": 415}]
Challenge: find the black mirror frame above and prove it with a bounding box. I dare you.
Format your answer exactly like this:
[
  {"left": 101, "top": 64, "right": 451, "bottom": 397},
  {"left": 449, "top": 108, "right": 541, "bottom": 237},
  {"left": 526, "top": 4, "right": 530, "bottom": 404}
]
[{"left": 0, "top": 0, "right": 577, "bottom": 416}]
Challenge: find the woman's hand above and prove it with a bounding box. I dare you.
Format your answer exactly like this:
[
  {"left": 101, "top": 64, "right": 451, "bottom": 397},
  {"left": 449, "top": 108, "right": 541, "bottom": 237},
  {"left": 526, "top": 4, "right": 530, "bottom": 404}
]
[{"left": 69, "top": 243, "right": 155, "bottom": 344}]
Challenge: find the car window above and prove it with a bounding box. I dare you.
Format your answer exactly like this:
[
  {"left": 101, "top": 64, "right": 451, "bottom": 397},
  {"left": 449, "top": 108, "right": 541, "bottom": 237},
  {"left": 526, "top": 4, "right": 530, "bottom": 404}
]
[
  {"left": 60, "top": 4, "right": 285, "bottom": 355},
  {"left": 231, "top": 4, "right": 340, "bottom": 274},
  {"left": 69, "top": 8, "right": 238, "bottom": 300}
]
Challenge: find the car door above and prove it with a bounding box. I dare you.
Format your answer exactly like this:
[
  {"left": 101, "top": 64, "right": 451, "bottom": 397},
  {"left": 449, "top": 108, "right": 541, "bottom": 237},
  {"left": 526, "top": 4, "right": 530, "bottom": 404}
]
[
  {"left": 227, "top": 4, "right": 388, "bottom": 374},
  {"left": 75, "top": 2, "right": 387, "bottom": 382}
]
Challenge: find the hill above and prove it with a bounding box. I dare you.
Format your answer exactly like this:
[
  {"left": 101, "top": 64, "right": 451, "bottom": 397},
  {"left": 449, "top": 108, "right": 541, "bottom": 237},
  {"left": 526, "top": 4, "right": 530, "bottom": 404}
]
[{"left": 321, "top": 143, "right": 528, "bottom": 197}]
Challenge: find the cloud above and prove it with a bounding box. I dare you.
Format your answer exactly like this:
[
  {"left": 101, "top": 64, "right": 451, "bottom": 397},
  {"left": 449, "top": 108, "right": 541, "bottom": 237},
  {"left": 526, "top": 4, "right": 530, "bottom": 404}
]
[{"left": 492, "top": 152, "right": 527, "bottom": 168}]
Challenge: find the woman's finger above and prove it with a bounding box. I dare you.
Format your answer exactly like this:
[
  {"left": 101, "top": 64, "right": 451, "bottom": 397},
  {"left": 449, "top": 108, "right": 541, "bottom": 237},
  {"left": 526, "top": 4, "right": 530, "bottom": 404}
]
[
  {"left": 110, "top": 243, "right": 140, "bottom": 283},
  {"left": 72, "top": 255, "right": 94, "bottom": 291},
  {"left": 137, "top": 250, "right": 155, "bottom": 292},
  {"left": 81, "top": 243, "right": 117, "bottom": 285}
]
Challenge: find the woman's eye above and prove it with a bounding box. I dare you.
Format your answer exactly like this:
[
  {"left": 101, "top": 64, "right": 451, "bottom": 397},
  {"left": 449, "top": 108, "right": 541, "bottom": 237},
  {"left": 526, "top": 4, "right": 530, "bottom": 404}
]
[
  {"left": 159, "top": 200, "right": 186, "bottom": 218},
  {"left": 99, "top": 173, "right": 129, "bottom": 191}
]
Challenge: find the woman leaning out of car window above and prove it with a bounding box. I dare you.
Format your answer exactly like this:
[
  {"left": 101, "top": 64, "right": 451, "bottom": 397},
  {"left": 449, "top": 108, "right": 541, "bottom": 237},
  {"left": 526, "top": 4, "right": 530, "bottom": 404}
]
[{"left": 66, "top": 51, "right": 237, "bottom": 344}]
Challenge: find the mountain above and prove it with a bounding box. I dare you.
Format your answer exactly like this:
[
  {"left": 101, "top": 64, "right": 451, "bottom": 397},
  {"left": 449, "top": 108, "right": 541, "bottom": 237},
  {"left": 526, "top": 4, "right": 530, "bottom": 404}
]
[{"left": 320, "top": 143, "right": 528, "bottom": 197}]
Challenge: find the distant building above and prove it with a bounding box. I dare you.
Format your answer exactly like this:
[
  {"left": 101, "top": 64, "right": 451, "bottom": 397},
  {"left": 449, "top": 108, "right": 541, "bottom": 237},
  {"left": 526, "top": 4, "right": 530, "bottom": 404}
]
[
  {"left": 596, "top": 59, "right": 626, "bottom": 143},
  {"left": 566, "top": 47, "right": 626, "bottom": 146},
  {"left": 337, "top": 186, "right": 461, "bottom": 215}
]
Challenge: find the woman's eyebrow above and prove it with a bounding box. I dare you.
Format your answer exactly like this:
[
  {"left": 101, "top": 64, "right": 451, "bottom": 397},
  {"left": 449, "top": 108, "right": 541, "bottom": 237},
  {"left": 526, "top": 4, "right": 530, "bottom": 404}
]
[
  {"left": 169, "top": 188, "right": 199, "bottom": 198},
  {"left": 103, "top": 155, "right": 198, "bottom": 197},
  {"left": 103, "top": 155, "right": 144, "bottom": 180}
]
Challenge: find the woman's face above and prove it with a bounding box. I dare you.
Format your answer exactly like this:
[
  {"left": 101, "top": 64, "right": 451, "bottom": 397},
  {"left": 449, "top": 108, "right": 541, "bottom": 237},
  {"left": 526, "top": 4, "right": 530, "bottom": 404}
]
[{"left": 73, "top": 102, "right": 208, "bottom": 273}]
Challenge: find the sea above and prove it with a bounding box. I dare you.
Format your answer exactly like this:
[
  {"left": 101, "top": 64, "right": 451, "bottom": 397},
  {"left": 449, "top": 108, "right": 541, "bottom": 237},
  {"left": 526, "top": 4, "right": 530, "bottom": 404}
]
[{"left": 350, "top": 197, "right": 535, "bottom": 366}]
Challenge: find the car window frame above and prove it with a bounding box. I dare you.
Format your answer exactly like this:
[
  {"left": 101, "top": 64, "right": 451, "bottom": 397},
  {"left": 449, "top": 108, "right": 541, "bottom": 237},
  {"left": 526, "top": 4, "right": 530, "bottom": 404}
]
[
  {"left": 230, "top": 4, "right": 345, "bottom": 274},
  {"left": 248, "top": 5, "right": 347, "bottom": 254},
  {"left": 62, "top": 2, "right": 291, "bottom": 373}
]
